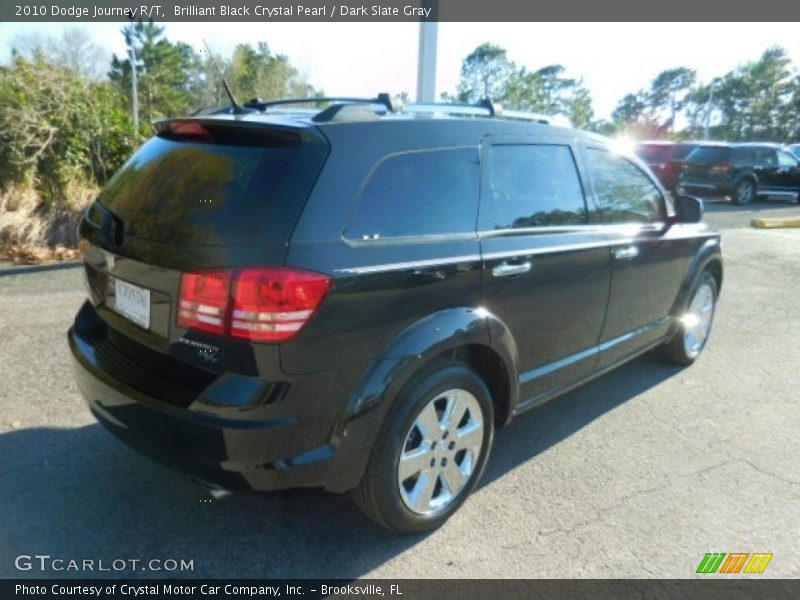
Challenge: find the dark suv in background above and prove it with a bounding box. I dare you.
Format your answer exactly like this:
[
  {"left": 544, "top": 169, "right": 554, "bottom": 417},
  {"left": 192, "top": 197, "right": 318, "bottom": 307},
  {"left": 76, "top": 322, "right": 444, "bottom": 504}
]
[
  {"left": 678, "top": 142, "right": 800, "bottom": 205},
  {"left": 69, "top": 95, "right": 722, "bottom": 533},
  {"left": 635, "top": 141, "right": 699, "bottom": 192}
]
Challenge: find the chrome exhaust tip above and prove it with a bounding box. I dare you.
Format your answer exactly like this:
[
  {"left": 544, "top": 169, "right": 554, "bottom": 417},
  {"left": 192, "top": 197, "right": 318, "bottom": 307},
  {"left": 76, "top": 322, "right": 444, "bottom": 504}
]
[
  {"left": 192, "top": 477, "right": 233, "bottom": 500},
  {"left": 208, "top": 487, "right": 233, "bottom": 501}
]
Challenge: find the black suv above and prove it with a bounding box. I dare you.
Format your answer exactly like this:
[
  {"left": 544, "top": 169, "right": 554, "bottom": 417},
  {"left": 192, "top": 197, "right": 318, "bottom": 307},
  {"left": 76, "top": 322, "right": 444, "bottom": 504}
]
[
  {"left": 69, "top": 96, "right": 722, "bottom": 533},
  {"left": 678, "top": 142, "right": 800, "bottom": 205},
  {"left": 634, "top": 140, "right": 699, "bottom": 192}
]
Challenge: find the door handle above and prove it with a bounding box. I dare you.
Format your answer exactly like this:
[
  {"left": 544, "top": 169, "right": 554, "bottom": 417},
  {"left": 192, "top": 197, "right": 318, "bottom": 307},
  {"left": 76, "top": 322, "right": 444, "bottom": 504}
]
[
  {"left": 492, "top": 261, "right": 532, "bottom": 277},
  {"left": 612, "top": 245, "right": 639, "bottom": 260}
]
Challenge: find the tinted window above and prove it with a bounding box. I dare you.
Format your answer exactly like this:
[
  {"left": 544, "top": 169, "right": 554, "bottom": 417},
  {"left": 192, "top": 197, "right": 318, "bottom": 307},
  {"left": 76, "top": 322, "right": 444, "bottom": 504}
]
[
  {"left": 345, "top": 148, "right": 479, "bottom": 239},
  {"left": 483, "top": 144, "right": 587, "bottom": 229},
  {"left": 732, "top": 147, "right": 755, "bottom": 164},
  {"left": 635, "top": 144, "right": 672, "bottom": 163},
  {"left": 673, "top": 144, "right": 698, "bottom": 160},
  {"left": 687, "top": 146, "right": 732, "bottom": 164},
  {"left": 586, "top": 148, "right": 664, "bottom": 224},
  {"left": 757, "top": 147, "right": 778, "bottom": 167},
  {"left": 97, "top": 137, "right": 297, "bottom": 246}
]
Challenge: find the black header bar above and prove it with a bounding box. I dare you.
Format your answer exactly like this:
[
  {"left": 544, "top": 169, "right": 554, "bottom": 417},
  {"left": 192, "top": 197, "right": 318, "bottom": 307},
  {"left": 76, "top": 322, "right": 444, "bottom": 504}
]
[{"left": 3, "top": 0, "right": 800, "bottom": 22}]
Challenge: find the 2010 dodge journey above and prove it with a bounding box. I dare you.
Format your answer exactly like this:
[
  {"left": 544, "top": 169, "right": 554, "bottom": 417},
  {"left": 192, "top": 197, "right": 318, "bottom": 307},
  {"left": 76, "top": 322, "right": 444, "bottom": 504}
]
[{"left": 68, "top": 95, "right": 722, "bottom": 533}]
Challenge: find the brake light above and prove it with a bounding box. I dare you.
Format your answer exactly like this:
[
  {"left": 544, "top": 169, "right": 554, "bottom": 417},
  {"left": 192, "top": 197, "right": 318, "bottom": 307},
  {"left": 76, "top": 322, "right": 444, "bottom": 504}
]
[
  {"left": 177, "top": 268, "right": 330, "bottom": 342},
  {"left": 710, "top": 162, "right": 731, "bottom": 173},
  {"left": 231, "top": 268, "right": 331, "bottom": 342},
  {"left": 167, "top": 120, "right": 212, "bottom": 141},
  {"left": 178, "top": 270, "right": 232, "bottom": 335}
]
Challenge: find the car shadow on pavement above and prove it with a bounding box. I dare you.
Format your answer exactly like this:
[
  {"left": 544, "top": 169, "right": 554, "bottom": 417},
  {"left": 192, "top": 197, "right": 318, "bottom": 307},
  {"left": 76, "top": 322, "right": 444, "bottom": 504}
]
[
  {"left": 0, "top": 354, "right": 681, "bottom": 580},
  {"left": 482, "top": 352, "right": 681, "bottom": 488}
]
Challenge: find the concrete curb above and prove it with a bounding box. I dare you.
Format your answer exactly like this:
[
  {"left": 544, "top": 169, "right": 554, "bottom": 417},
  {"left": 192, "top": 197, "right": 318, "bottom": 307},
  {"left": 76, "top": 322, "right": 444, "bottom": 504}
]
[
  {"left": 750, "top": 217, "right": 800, "bottom": 229},
  {"left": 0, "top": 261, "right": 82, "bottom": 277}
]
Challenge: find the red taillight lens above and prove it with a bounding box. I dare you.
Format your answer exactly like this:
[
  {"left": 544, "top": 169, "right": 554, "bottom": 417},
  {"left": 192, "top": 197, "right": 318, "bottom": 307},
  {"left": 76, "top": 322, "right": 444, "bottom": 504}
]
[
  {"left": 167, "top": 120, "right": 212, "bottom": 141},
  {"left": 230, "top": 268, "right": 331, "bottom": 342},
  {"left": 178, "top": 270, "right": 232, "bottom": 335}
]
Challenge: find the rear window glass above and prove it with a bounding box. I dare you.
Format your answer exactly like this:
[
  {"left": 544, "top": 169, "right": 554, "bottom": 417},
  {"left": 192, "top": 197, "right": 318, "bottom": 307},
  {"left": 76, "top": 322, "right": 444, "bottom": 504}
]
[
  {"left": 635, "top": 145, "right": 672, "bottom": 163},
  {"left": 345, "top": 148, "right": 479, "bottom": 239},
  {"left": 686, "top": 146, "right": 731, "bottom": 163},
  {"left": 96, "top": 137, "right": 298, "bottom": 246}
]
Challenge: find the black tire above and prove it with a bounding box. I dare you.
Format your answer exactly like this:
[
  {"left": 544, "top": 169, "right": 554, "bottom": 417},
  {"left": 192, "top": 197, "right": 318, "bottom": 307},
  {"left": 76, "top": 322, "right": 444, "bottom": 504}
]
[
  {"left": 353, "top": 362, "right": 494, "bottom": 533},
  {"left": 657, "top": 271, "right": 718, "bottom": 366},
  {"left": 733, "top": 178, "right": 756, "bottom": 205}
]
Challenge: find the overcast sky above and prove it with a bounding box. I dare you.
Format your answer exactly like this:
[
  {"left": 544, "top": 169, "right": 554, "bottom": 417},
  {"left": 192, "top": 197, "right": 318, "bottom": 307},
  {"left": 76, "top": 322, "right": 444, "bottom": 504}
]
[{"left": 2, "top": 22, "right": 799, "bottom": 119}]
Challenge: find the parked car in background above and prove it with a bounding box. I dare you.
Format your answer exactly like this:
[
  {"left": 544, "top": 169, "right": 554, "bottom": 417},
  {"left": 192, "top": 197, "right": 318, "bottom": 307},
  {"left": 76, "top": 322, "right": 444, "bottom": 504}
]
[
  {"left": 678, "top": 142, "right": 800, "bottom": 205},
  {"left": 789, "top": 144, "right": 800, "bottom": 159},
  {"left": 635, "top": 141, "right": 699, "bottom": 192},
  {"left": 69, "top": 95, "right": 722, "bottom": 533}
]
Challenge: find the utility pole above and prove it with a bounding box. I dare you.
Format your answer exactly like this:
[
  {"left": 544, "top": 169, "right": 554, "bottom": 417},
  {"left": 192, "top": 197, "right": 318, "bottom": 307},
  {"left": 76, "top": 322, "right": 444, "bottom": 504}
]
[
  {"left": 416, "top": 1, "right": 438, "bottom": 103},
  {"left": 130, "top": 44, "right": 139, "bottom": 134},
  {"left": 703, "top": 83, "right": 716, "bottom": 141}
]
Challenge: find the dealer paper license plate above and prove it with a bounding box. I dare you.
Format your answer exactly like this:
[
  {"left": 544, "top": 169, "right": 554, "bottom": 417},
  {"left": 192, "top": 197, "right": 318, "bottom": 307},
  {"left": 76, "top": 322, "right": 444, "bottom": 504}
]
[{"left": 114, "top": 278, "right": 151, "bottom": 330}]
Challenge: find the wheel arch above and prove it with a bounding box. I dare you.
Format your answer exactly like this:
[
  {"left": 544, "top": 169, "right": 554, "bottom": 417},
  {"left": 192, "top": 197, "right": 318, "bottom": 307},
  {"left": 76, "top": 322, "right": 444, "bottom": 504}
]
[
  {"left": 670, "top": 238, "right": 723, "bottom": 317},
  {"left": 325, "top": 308, "right": 519, "bottom": 492}
]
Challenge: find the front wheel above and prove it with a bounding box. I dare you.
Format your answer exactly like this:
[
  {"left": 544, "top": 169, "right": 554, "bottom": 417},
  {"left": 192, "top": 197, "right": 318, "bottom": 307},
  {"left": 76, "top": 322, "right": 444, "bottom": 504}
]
[
  {"left": 353, "top": 362, "right": 494, "bottom": 533},
  {"left": 658, "top": 271, "right": 718, "bottom": 365}
]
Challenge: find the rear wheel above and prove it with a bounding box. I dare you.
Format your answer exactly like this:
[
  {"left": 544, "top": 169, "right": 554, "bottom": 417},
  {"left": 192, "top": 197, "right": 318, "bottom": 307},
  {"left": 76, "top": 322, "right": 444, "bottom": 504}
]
[
  {"left": 658, "top": 271, "right": 718, "bottom": 365},
  {"left": 733, "top": 178, "right": 756, "bottom": 205},
  {"left": 353, "top": 362, "right": 494, "bottom": 533}
]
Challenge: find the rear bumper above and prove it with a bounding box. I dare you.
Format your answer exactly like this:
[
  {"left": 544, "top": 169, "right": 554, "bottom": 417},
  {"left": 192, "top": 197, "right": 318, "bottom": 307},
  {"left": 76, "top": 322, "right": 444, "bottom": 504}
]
[{"left": 68, "top": 305, "right": 371, "bottom": 493}]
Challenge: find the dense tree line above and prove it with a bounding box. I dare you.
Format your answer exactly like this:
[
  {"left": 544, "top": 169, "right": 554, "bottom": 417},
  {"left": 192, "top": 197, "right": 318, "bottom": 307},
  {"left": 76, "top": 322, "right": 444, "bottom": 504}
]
[
  {"left": 0, "top": 24, "right": 318, "bottom": 197},
  {"left": 3, "top": 30, "right": 800, "bottom": 202},
  {"left": 453, "top": 43, "right": 800, "bottom": 143}
]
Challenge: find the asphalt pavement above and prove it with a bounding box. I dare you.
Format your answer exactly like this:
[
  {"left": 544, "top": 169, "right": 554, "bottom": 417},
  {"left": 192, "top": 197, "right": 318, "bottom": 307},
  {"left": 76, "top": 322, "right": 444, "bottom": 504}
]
[{"left": 1, "top": 199, "right": 799, "bottom": 579}]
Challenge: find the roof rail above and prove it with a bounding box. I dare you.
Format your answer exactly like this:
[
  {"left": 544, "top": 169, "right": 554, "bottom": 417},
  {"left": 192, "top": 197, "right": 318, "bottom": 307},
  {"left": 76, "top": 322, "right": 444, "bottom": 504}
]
[
  {"left": 403, "top": 100, "right": 494, "bottom": 118},
  {"left": 400, "top": 98, "right": 551, "bottom": 124},
  {"left": 495, "top": 108, "right": 552, "bottom": 124},
  {"left": 243, "top": 93, "right": 398, "bottom": 113},
  {"left": 235, "top": 93, "right": 557, "bottom": 125}
]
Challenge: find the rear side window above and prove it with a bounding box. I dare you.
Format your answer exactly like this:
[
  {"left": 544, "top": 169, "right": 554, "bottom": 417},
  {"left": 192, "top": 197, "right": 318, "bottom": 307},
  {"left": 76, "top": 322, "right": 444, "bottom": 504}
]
[
  {"left": 97, "top": 136, "right": 298, "bottom": 246},
  {"left": 732, "top": 147, "right": 755, "bottom": 164},
  {"left": 586, "top": 148, "right": 664, "bottom": 224},
  {"left": 635, "top": 144, "right": 672, "bottom": 163},
  {"left": 345, "top": 148, "right": 479, "bottom": 239},
  {"left": 687, "top": 146, "right": 731, "bottom": 164},
  {"left": 482, "top": 144, "right": 587, "bottom": 229},
  {"left": 673, "top": 144, "right": 698, "bottom": 160}
]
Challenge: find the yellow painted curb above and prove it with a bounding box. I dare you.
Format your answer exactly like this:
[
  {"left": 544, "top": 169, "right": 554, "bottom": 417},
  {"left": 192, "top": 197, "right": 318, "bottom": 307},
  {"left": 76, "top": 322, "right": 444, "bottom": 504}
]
[{"left": 751, "top": 217, "right": 800, "bottom": 229}]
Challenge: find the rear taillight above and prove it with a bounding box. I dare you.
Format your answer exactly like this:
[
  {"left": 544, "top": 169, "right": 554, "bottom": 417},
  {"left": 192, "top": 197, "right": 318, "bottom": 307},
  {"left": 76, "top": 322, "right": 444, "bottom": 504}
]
[
  {"left": 178, "top": 270, "right": 232, "bottom": 335},
  {"left": 710, "top": 162, "right": 731, "bottom": 173},
  {"left": 177, "top": 268, "right": 330, "bottom": 342},
  {"left": 231, "top": 268, "right": 331, "bottom": 342}
]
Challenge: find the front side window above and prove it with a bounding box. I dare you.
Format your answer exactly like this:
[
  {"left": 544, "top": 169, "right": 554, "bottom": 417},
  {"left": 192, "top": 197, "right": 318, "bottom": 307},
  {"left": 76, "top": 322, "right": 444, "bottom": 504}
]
[
  {"left": 753, "top": 147, "right": 777, "bottom": 167},
  {"left": 777, "top": 150, "right": 798, "bottom": 168},
  {"left": 345, "top": 148, "right": 479, "bottom": 239},
  {"left": 586, "top": 148, "right": 664, "bottom": 224},
  {"left": 482, "top": 144, "right": 587, "bottom": 230}
]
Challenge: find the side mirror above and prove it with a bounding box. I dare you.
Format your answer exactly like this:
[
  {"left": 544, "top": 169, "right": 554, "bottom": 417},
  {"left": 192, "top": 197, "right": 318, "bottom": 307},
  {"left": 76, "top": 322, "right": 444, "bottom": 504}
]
[{"left": 674, "top": 195, "right": 704, "bottom": 223}]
